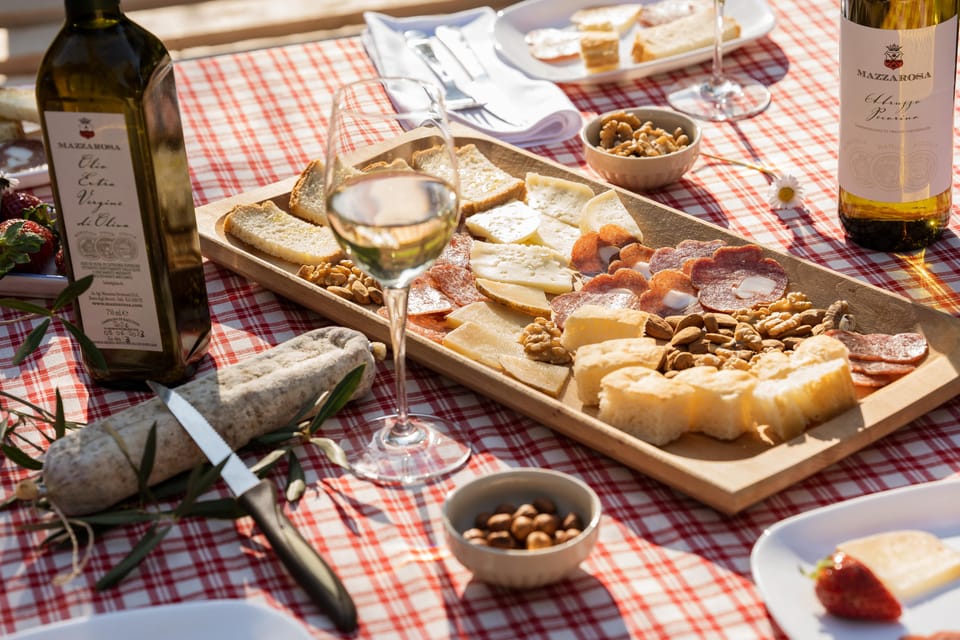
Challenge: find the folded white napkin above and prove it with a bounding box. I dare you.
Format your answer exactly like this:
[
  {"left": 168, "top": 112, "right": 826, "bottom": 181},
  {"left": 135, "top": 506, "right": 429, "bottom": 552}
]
[{"left": 363, "top": 9, "right": 582, "bottom": 148}]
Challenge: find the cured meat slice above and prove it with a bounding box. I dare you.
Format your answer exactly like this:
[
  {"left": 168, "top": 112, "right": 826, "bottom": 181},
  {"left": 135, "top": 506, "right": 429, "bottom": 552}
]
[
  {"left": 436, "top": 232, "right": 473, "bottom": 268},
  {"left": 428, "top": 263, "right": 486, "bottom": 307},
  {"left": 849, "top": 357, "right": 917, "bottom": 377},
  {"left": 851, "top": 370, "right": 907, "bottom": 388},
  {"left": 688, "top": 244, "right": 788, "bottom": 312},
  {"left": 406, "top": 277, "right": 454, "bottom": 316},
  {"left": 378, "top": 307, "right": 449, "bottom": 343},
  {"left": 825, "top": 330, "right": 928, "bottom": 364},
  {"left": 608, "top": 242, "right": 655, "bottom": 278},
  {"left": 649, "top": 238, "right": 725, "bottom": 275},
  {"left": 550, "top": 268, "right": 648, "bottom": 328},
  {"left": 639, "top": 269, "right": 702, "bottom": 317},
  {"left": 570, "top": 224, "right": 642, "bottom": 276}
]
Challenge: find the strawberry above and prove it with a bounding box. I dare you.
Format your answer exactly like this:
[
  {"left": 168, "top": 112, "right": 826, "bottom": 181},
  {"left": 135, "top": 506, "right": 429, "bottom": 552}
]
[
  {"left": 0, "top": 173, "right": 55, "bottom": 226},
  {"left": 0, "top": 219, "right": 56, "bottom": 275},
  {"left": 811, "top": 551, "right": 902, "bottom": 622}
]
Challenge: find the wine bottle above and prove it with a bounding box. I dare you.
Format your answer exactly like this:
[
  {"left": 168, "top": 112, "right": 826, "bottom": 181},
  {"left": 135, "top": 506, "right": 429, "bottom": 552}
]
[
  {"left": 838, "top": 0, "right": 958, "bottom": 251},
  {"left": 36, "top": 0, "right": 211, "bottom": 387}
]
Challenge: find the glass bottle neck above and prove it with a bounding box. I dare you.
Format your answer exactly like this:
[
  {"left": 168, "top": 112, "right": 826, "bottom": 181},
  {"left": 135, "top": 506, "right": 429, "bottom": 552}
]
[{"left": 64, "top": 0, "right": 122, "bottom": 21}]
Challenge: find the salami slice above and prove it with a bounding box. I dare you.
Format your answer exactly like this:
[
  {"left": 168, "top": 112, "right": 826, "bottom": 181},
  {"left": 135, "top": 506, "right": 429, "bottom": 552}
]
[
  {"left": 825, "top": 330, "right": 928, "bottom": 364},
  {"left": 550, "top": 268, "right": 648, "bottom": 328},
  {"left": 649, "top": 238, "right": 725, "bottom": 275},
  {"left": 639, "top": 269, "right": 702, "bottom": 317},
  {"left": 378, "top": 307, "right": 449, "bottom": 343},
  {"left": 436, "top": 232, "right": 473, "bottom": 268},
  {"left": 570, "top": 224, "right": 642, "bottom": 276},
  {"left": 851, "top": 370, "right": 907, "bottom": 388},
  {"left": 608, "top": 242, "right": 656, "bottom": 277},
  {"left": 428, "top": 263, "right": 486, "bottom": 307},
  {"left": 849, "top": 357, "right": 917, "bottom": 377},
  {"left": 688, "top": 244, "right": 788, "bottom": 312},
  {"left": 406, "top": 277, "right": 454, "bottom": 316}
]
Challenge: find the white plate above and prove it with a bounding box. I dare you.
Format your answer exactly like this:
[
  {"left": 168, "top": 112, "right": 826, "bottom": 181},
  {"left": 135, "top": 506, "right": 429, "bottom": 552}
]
[
  {"left": 493, "top": 0, "right": 776, "bottom": 84},
  {"left": 7, "top": 600, "right": 314, "bottom": 640},
  {"left": 750, "top": 479, "right": 960, "bottom": 639},
  {"left": 0, "top": 271, "right": 68, "bottom": 298}
]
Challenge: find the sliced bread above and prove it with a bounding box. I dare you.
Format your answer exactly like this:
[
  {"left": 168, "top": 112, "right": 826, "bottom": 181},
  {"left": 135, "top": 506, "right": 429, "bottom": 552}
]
[
  {"left": 413, "top": 143, "right": 526, "bottom": 216},
  {"left": 632, "top": 8, "right": 740, "bottom": 63},
  {"left": 288, "top": 159, "right": 327, "bottom": 225},
  {"left": 223, "top": 200, "right": 343, "bottom": 266}
]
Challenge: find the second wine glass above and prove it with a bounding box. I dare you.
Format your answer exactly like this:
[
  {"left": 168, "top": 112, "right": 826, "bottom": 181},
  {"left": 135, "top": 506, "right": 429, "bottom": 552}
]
[
  {"left": 324, "top": 76, "right": 471, "bottom": 484},
  {"left": 666, "top": 0, "right": 771, "bottom": 121}
]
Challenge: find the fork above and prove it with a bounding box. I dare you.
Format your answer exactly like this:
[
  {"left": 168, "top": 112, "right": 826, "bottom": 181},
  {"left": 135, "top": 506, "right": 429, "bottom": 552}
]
[{"left": 402, "top": 30, "right": 519, "bottom": 128}]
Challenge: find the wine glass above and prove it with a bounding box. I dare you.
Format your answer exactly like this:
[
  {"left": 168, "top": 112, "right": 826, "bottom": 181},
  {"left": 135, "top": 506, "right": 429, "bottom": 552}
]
[
  {"left": 666, "top": 0, "right": 771, "bottom": 121},
  {"left": 323, "top": 76, "right": 471, "bottom": 483}
]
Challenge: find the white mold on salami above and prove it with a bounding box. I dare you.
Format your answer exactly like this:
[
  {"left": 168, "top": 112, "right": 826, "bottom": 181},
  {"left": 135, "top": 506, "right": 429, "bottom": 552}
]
[{"left": 42, "top": 327, "right": 378, "bottom": 516}]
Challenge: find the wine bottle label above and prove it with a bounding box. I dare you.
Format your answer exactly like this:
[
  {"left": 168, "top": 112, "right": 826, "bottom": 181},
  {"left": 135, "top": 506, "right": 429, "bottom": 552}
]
[
  {"left": 838, "top": 16, "right": 957, "bottom": 203},
  {"left": 44, "top": 110, "right": 163, "bottom": 352}
]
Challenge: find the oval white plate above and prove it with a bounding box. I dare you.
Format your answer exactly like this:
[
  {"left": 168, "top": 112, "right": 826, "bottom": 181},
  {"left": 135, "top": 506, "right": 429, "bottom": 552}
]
[
  {"left": 493, "top": 0, "right": 776, "bottom": 85},
  {"left": 750, "top": 479, "right": 960, "bottom": 639},
  {"left": 7, "top": 600, "right": 314, "bottom": 640}
]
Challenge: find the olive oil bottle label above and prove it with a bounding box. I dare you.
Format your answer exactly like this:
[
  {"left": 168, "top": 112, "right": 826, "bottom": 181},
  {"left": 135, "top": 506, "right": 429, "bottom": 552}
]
[
  {"left": 838, "top": 17, "right": 957, "bottom": 204},
  {"left": 44, "top": 110, "right": 163, "bottom": 351}
]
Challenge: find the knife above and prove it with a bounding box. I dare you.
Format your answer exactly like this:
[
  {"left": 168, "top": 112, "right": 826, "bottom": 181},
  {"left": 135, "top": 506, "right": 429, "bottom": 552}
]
[{"left": 146, "top": 381, "right": 358, "bottom": 634}]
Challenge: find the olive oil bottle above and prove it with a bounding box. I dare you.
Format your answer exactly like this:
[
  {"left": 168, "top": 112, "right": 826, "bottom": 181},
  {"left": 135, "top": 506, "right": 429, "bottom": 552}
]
[
  {"left": 36, "top": 0, "right": 211, "bottom": 387},
  {"left": 838, "top": 0, "right": 959, "bottom": 251}
]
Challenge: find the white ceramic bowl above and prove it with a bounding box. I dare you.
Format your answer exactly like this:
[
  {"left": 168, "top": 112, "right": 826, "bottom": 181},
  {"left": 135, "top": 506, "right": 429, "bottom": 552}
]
[
  {"left": 442, "top": 468, "right": 601, "bottom": 589},
  {"left": 581, "top": 106, "right": 701, "bottom": 192}
]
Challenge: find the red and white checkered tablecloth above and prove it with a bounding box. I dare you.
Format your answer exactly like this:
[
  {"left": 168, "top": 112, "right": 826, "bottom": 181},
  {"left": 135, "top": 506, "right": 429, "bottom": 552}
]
[{"left": 3, "top": 0, "right": 960, "bottom": 637}]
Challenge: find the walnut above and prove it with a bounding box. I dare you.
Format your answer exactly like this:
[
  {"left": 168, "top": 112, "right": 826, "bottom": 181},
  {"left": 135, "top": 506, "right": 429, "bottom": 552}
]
[
  {"left": 594, "top": 112, "right": 691, "bottom": 158},
  {"left": 519, "top": 318, "right": 572, "bottom": 365}
]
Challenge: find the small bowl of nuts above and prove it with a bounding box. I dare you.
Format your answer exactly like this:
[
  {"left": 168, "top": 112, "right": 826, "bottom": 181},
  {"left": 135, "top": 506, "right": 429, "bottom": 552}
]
[
  {"left": 442, "top": 468, "right": 601, "bottom": 589},
  {"left": 581, "top": 106, "right": 701, "bottom": 192}
]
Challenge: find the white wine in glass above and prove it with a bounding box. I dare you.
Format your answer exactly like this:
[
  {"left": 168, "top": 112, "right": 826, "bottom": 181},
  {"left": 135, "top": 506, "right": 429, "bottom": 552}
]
[
  {"left": 324, "top": 77, "right": 470, "bottom": 483},
  {"left": 666, "top": 0, "right": 771, "bottom": 121}
]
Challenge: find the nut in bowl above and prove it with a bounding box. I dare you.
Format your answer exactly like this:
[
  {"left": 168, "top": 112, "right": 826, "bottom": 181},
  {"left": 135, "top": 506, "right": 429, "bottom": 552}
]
[
  {"left": 582, "top": 106, "right": 701, "bottom": 192},
  {"left": 442, "top": 468, "right": 601, "bottom": 589}
]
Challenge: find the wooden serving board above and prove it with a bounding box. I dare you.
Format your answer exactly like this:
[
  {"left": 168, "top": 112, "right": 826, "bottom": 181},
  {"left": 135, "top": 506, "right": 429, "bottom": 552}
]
[{"left": 194, "top": 131, "right": 960, "bottom": 514}]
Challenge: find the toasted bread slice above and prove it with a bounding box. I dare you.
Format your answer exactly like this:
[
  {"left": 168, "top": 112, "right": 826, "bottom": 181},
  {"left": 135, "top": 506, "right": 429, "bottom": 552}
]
[
  {"left": 288, "top": 159, "right": 327, "bottom": 225},
  {"left": 223, "top": 200, "right": 343, "bottom": 266},
  {"left": 571, "top": 4, "right": 643, "bottom": 34},
  {"left": 632, "top": 8, "right": 740, "bottom": 63},
  {"left": 0, "top": 87, "right": 39, "bottom": 123},
  {"left": 0, "top": 119, "right": 25, "bottom": 143},
  {"left": 414, "top": 143, "right": 526, "bottom": 216}
]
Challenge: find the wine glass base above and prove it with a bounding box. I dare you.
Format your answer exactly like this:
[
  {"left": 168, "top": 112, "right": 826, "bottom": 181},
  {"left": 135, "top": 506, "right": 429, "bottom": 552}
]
[
  {"left": 666, "top": 74, "right": 771, "bottom": 122},
  {"left": 339, "top": 413, "right": 471, "bottom": 484}
]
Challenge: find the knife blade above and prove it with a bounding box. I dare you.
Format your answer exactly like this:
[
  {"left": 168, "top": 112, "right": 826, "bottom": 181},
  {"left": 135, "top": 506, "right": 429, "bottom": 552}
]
[{"left": 146, "top": 381, "right": 358, "bottom": 634}]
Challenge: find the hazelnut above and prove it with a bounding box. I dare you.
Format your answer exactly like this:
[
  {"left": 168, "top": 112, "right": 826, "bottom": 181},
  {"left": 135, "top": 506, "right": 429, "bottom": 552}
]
[
  {"left": 513, "top": 503, "right": 538, "bottom": 519},
  {"left": 510, "top": 515, "right": 535, "bottom": 542},
  {"left": 473, "top": 511, "right": 492, "bottom": 529},
  {"left": 561, "top": 513, "right": 584, "bottom": 530},
  {"left": 494, "top": 502, "right": 516, "bottom": 515},
  {"left": 487, "top": 531, "right": 515, "bottom": 549},
  {"left": 487, "top": 513, "right": 513, "bottom": 532},
  {"left": 463, "top": 528, "right": 487, "bottom": 541},
  {"left": 526, "top": 531, "right": 553, "bottom": 550},
  {"left": 532, "top": 497, "right": 556, "bottom": 514},
  {"left": 533, "top": 513, "right": 560, "bottom": 536}
]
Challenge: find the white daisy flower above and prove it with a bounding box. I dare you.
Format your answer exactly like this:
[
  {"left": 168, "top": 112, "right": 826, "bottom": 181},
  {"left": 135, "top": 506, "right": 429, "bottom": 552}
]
[{"left": 767, "top": 173, "right": 804, "bottom": 209}]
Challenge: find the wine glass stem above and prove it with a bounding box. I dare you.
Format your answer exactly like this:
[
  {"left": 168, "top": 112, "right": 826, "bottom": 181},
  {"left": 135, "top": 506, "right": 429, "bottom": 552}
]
[
  {"left": 383, "top": 285, "right": 414, "bottom": 437},
  {"left": 711, "top": 0, "right": 726, "bottom": 86}
]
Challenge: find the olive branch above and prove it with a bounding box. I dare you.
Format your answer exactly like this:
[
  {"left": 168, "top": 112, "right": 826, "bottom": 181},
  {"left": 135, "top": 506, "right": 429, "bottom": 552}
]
[{"left": 0, "top": 284, "right": 364, "bottom": 588}]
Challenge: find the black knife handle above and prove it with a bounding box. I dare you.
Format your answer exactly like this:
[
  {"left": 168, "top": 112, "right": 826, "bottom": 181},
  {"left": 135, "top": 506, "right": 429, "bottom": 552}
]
[{"left": 239, "top": 480, "right": 358, "bottom": 633}]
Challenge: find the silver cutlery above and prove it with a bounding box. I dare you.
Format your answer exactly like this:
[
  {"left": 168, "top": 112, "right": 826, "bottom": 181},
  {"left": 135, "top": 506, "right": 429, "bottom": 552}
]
[{"left": 402, "top": 29, "right": 519, "bottom": 127}]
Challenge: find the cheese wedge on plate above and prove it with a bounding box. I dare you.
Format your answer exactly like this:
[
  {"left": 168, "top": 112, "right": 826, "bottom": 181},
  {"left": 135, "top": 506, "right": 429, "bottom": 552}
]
[{"left": 465, "top": 201, "right": 541, "bottom": 244}]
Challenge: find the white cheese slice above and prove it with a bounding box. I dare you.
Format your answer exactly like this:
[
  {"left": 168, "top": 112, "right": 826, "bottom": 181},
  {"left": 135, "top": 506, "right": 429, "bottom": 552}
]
[
  {"left": 443, "top": 321, "right": 525, "bottom": 370},
  {"left": 580, "top": 189, "right": 644, "bottom": 239},
  {"left": 524, "top": 172, "right": 596, "bottom": 227},
  {"left": 465, "top": 200, "right": 541, "bottom": 244},
  {"left": 836, "top": 530, "right": 960, "bottom": 602},
  {"left": 470, "top": 241, "right": 573, "bottom": 294},
  {"left": 530, "top": 213, "right": 583, "bottom": 260}
]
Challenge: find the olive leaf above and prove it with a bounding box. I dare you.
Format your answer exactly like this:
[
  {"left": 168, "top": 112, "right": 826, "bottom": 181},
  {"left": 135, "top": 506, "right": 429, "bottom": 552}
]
[
  {"left": 174, "top": 458, "right": 228, "bottom": 518},
  {"left": 1, "top": 443, "right": 42, "bottom": 470},
  {"left": 285, "top": 453, "right": 306, "bottom": 502},
  {"left": 95, "top": 523, "right": 172, "bottom": 591},
  {"left": 306, "top": 365, "right": 364, "bottom": 436},
  {"left": 136, "top": 423, "right": 158, "bottom": 499}
]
